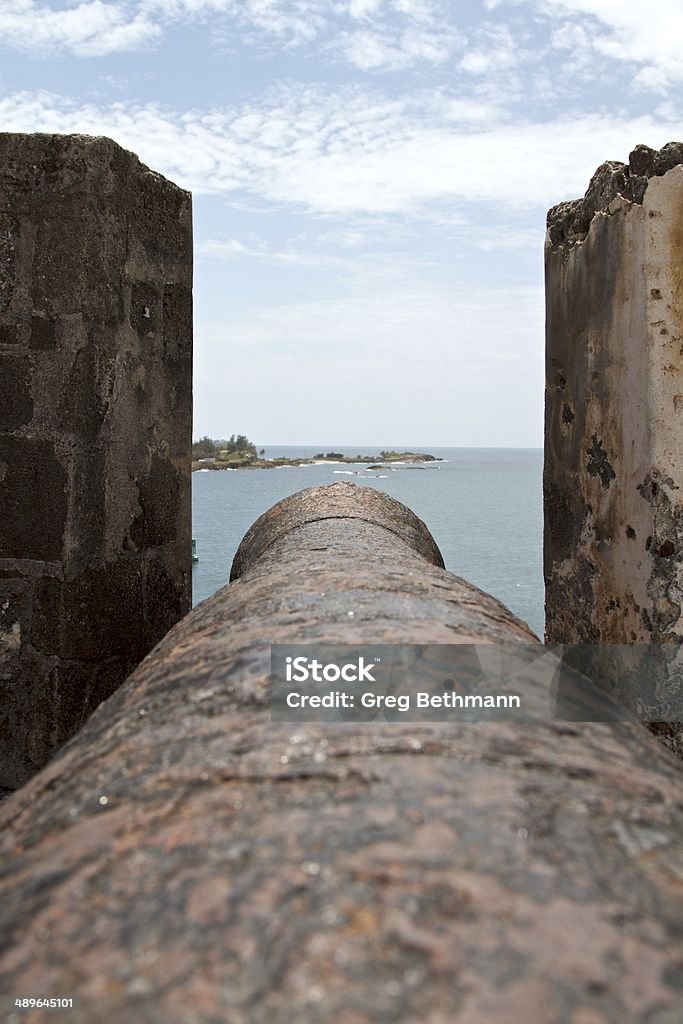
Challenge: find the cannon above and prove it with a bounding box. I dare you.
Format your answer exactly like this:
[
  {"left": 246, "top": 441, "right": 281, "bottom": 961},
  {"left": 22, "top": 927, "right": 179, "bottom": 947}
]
[{"left": 1, "top": 483, "right": 682, "bottom": 1023}]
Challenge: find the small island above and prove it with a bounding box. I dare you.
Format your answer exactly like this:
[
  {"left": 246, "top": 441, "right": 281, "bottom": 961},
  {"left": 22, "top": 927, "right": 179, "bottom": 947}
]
[{"left": 192, "top": 436, "right": 441, "bottom": 472}]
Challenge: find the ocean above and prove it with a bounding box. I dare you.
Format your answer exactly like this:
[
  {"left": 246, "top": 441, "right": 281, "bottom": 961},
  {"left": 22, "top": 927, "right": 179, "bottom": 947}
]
[{"left": 192, "top": 446, "right": 545, "bottom": 639}]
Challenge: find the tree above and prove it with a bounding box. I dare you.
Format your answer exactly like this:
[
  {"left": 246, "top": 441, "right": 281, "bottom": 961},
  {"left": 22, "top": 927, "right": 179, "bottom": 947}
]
[
  {"left": 194, "top": 434, "right": 257, "bottom": 458},
  {"left": 192, "top": 436, "right": 217, "bottom": 458}
]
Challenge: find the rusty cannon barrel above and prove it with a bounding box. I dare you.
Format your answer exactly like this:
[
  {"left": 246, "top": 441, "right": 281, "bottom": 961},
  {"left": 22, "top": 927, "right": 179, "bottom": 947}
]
[{"left": 1, "top": 483, "right": 682, "bottom": 1023}]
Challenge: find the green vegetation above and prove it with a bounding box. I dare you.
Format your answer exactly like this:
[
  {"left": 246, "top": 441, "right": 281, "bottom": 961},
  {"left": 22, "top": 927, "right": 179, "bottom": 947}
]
[
  {"left": 192, "top": 434, "right": 257, "bottom": 461},
  {"left": 192, "top": 436, "right": 218, "bottom": 458},
  {"left": 191, "top": 442, "right": 440, "bottom": 472}
]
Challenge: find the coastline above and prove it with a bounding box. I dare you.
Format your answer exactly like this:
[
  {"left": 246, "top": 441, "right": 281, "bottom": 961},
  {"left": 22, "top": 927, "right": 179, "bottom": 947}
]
[{"left": 192, "top": 451, "right": 442, "bottom": 472}]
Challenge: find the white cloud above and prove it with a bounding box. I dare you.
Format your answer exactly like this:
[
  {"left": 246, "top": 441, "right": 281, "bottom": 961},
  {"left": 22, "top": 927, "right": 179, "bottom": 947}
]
[
  {"left": 136, "top": 0, "right": 330, "bottom": 47},
  {"left": 343, "top": 30, "right": 401, "bottom": 68},
  {"left": 225, "top": 0, "right": 326, "bottom": 43},
  {"left": 347, "top": 0, "right": 382, "bottom": 18},
  {"left": 5, "top": 0, "right": 683, "bottom": 92},
  {"left": 0, "top": 0, "right": 464, "bottom": 67},
  {"left": 550, "top": 20, "right": 588, "bottom": 51},
  {"left": 0, "top": 1, "right": 159, "bottom": 56},
  {"left": 633, "top": 66, "right": 671, "bottom": 95},
  {"left": 459, "top": 25, "right": 523, "bottom": 76},
  {"left": 1, "top": 89, "right": 680, "bottom": 216},
  {"left": 343, "top": 0, "right": 443, "bottom": 22},
  {"left": 335, "top": 0, "right": 463, "bottom": 69},
  {"left": 391, "top": 0, "right": 433, "bottom": 20},
  {"left": 319, "top": 227, "right": 374, "bottom": 247},
  {"left": 196, "top": 236, "right": 354, "bottom": 266},
  {"left": 197, "top": 238, "right": 251, "bottom": 257},
  {"left": 140, "top": 0, "right": 233, "bottom": 11},
  {"left": 519, "top": 0, "right": 683, "bottom": 88},
  {"left": 342, "top": 24, "right": 458, "bottom": 69},
  {"left": 443, "top": 97, "right": 504, "bottom": 124}
]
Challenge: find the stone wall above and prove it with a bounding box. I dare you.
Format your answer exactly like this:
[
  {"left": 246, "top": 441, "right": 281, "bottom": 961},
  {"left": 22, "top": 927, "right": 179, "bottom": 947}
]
[
  {"left": 0, "top": 134, "right": 193, "bottom": 790},
  {"left": 544, "top": 143, "right": 683, "bottom": 643}
]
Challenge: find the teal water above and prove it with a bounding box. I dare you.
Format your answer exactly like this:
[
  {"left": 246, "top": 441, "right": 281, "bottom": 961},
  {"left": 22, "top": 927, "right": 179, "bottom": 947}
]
[{"left": 192, "top": 447, "right": 544, "bottom": 638}]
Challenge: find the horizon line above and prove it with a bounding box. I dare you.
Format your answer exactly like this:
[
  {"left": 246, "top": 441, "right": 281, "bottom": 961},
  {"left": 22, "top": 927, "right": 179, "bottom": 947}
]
[{"left": 196, "top": 441, "right": 544, "bottom": 450}]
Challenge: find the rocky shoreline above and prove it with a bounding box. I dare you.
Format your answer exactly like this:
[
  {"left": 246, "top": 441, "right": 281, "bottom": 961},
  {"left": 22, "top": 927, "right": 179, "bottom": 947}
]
[{"left": 192, "top": 451, "right": 441, "bottom": 472}]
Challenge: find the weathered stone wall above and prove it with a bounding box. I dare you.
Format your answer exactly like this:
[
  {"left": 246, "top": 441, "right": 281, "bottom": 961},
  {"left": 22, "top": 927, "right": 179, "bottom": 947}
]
[
  {"left": 0, "top": 133, "right": 193, "bottom": 790},
  {"left": 1, "top": 485, "right": 682, "bottom": 1023},
  {"left": 544, "top": 143, "right": 683, "bottom": 643}
]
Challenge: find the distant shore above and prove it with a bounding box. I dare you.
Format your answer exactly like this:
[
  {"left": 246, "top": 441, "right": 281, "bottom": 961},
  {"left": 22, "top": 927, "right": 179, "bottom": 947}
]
[{"left": 192, "top": 451, "right": 442, "bottom": 472}]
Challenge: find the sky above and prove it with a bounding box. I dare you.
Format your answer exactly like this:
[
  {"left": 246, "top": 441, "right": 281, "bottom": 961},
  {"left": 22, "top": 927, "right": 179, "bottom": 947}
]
[{"left": 1, "top": 1, "right": 681, "bottom": 446}]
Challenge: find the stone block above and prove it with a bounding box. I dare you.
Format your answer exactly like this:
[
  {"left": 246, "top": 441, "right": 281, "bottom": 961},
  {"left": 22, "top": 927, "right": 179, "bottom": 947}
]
[
  {"left": 29, "top": 314, "right": 55, "bottom": 350},
  {"left": 32, "top": 557, "right": 147, "bottom": 660},
  {"left": 0, "top": 352, "right": 33, "bottom": 429},
  {"left": 0, "top": 436, "right": 67, "bottom": 561}
]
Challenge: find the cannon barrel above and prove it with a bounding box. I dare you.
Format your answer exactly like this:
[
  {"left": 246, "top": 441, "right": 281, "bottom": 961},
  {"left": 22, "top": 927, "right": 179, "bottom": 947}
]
[{"left": 1, "top": 483, "right": 682, "bottom": 1023}]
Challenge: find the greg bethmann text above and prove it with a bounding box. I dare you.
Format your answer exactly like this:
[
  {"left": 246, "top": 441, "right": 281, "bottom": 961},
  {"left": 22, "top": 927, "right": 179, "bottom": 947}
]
[
  {"left": 270, "top": 644, "right": 680, "bottom": 724},
  {"left": 285, "top": 690, "right": 521, "bottom": 713},
  {"left": 270, "top": 651, "right": 526, "bottom": 723},
  {"left": 281, "top": 654, "right": 520, "bottom": 715}
]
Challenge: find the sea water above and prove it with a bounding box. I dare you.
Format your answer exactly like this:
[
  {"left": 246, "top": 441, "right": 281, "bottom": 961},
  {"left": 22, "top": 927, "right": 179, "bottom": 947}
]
[{"left": 192, "top": 447, "right": 544, "bottom": 639}]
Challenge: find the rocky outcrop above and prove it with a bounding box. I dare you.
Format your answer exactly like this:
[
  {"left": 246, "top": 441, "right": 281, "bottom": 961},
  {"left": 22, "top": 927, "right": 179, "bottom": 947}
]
[{"left": 547, "top": 141, "right": 683, "bottom": 250}]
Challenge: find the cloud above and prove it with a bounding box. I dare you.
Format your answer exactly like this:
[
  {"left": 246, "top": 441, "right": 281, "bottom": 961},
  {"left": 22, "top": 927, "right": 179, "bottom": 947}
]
[
  {"left": 346, "top": 0, "right": 383, "bottom": 18},
  {"left": 196, "top": 236, "right": 354, "bottom": 266},
  {"left": 341, "top": 25, "right": 459, "bottom": 69},
  {"left": 342, "top": 0, "right": 447, "bottom": 23},
  {"left": 197, "top": 238, "right": 251, "bottom": 257},
  {"left": 0, "top": 0, "right": 159, "bottom": 56},
  {"left": 338, "top": 0, "right": 463, "bottom": 68},
  {"left": 0, "top": 0, "right": 463, "bottom": 65},
  {"left": 512, "top": 0, "right": 683, "bottom": 89},
  {"left": 458, "top": 25, "right": 522, "bottom": 76},
  {"left": 1, "top": 88, "right": 680, "bottom": 216},
  {"left": 4, "top": 0, "right": 683, "bottom": 94},
  {"left": 204, "top": 0, "right": 326, "bottom": 44}
]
